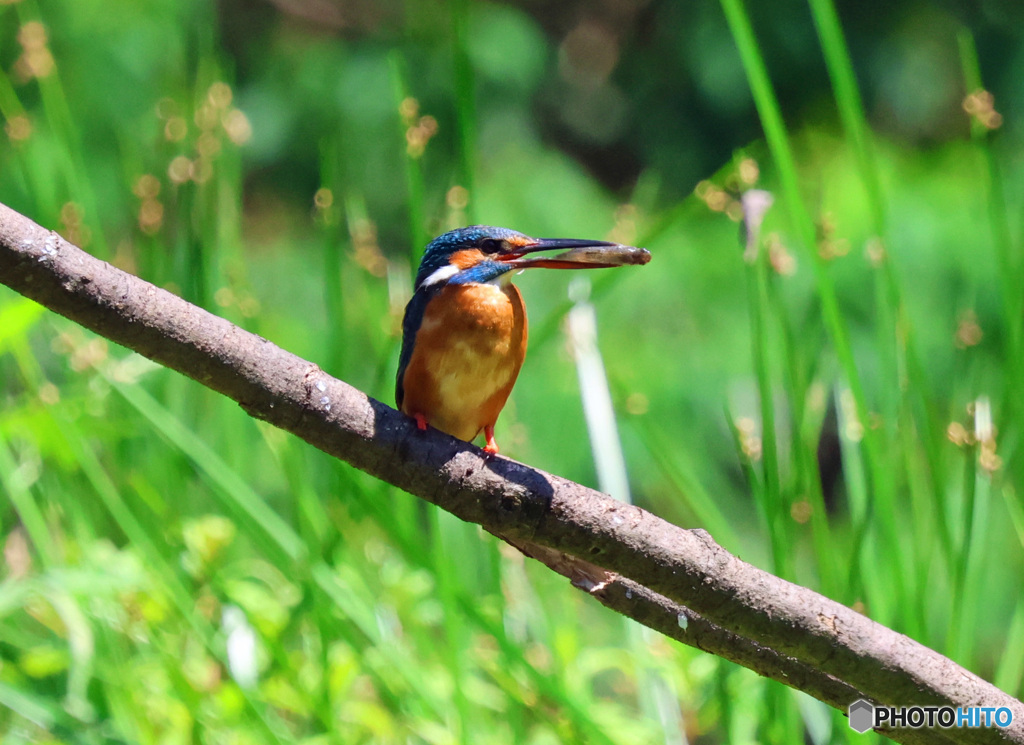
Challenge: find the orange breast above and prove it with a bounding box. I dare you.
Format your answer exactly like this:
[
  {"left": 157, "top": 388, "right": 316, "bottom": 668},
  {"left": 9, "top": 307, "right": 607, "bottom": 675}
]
[{"left": 400, "top": 282, "right": 528, "bottom": 442}]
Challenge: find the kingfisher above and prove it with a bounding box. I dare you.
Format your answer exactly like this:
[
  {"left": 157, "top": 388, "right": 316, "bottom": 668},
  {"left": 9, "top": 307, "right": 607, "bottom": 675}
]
[{"left": 396, "top": 225, "right": 650, "bottom": 454}]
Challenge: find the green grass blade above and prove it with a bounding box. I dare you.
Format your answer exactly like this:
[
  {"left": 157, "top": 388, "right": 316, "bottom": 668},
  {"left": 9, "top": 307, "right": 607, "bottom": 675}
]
[
  {"left": 720, "top": 0, "right": 915, "bottom": 622},
  {"left": 745, "top": 244, "right": 788, "bottom": 577},
  {"left": 109, "top": 373, "right": 306, "bottom": 565},
  {"left": 0, "top": 436, "right": 56, "bottom": 568},
  {"left": 450, "top": 0, "right": 477, "bottom": 221}
]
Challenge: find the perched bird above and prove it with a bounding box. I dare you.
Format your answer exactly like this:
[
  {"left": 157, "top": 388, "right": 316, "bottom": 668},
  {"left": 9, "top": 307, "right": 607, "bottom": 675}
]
[{"left": 396, "top": 225, "right": 650, "bottom": 453}]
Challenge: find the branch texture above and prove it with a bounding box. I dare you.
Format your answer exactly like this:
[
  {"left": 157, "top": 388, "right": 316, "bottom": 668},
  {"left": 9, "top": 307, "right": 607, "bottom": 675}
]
[{"left": 1, "top": 201, "right": 1021, "bottom": 744}]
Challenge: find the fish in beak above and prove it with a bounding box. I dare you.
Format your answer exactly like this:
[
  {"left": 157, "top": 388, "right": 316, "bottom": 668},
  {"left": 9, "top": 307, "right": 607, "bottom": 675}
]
[{"left": 498, "top": 238, "right": 651, "bottom": 270}]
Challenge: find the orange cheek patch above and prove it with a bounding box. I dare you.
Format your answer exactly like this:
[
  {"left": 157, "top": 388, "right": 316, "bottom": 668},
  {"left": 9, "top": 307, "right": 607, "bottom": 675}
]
[{"left": 450, "top": 248, "right": 486, "bottom": 269}]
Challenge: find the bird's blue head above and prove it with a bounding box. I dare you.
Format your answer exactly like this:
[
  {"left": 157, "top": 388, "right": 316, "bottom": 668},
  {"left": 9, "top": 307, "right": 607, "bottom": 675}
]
[
  {"left": 412, "top": 225, "right": 647, "bottom": 291},
  {"left": 414, "top": 226, "right": 528, "bottom": 289}
]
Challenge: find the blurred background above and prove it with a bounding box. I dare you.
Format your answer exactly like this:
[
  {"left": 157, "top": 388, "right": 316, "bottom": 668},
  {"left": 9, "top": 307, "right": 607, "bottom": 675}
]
[{"left": 2, "top": 0, "right": 1024, "bottom": 742}]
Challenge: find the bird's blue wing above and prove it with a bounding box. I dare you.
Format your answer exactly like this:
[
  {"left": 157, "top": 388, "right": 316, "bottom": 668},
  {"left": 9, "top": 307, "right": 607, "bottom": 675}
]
[{"left": 395, "top": 286, "right": 436, "bottom": 409}]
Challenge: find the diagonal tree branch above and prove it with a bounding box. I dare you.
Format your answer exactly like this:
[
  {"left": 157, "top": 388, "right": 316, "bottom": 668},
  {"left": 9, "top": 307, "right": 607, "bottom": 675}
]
[{"left": 0, "top": 201, "right": 1020, "bottom": 745}]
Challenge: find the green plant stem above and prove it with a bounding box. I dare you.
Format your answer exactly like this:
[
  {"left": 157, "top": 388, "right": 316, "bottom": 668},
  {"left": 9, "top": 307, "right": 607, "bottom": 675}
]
[
  {"left": 389, "top": 51, "right": 429, "bottom": 265},
  {"left": 746, "top": 254, "right": 789, "bottom": 578},
  {"left": 765, "top": 276, "right": 839, "bottom": 595},
  {"left": 319, "top": 138, "right": 346, "bottom": 376},
  {"left": 809, "top": 0, "right": 952, "bottom": 625},
  {"left": 451, "top": 0, "right": 477, "bottom": 222},
  {"left": 720, "top": 0, "right": 909, "bottom": 619}
]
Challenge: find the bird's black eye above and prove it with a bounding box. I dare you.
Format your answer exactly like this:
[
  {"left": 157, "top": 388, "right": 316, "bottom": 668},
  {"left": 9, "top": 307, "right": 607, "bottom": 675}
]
[{"left": 479, "top": 238, "right": 506, "bottom": 254}]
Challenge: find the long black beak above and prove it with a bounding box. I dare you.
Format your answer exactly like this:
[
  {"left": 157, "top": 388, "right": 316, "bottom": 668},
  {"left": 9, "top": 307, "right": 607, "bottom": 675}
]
[{"left": 500, "top": 238, "right": 651, "bottom": 269}]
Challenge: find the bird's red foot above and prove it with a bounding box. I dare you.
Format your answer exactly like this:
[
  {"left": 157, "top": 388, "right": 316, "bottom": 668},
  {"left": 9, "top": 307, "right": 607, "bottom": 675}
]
[
  {"left": 483, "top": 425, "right": 499, "bottom": 454},
  {"left": 414, "top": 413, "right": 428, "bottom": 431}
]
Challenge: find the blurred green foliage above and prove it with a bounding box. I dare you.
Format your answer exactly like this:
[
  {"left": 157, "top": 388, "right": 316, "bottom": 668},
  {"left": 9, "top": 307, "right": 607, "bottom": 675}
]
[{"left": 2, "top": 0, "right": 1024, "bottom": 743}]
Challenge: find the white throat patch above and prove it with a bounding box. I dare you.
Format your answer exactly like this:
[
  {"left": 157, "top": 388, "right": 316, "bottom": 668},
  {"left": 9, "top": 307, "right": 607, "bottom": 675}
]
[{"left": 421, "top": 264, "right": 460, "bottom": 287}]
